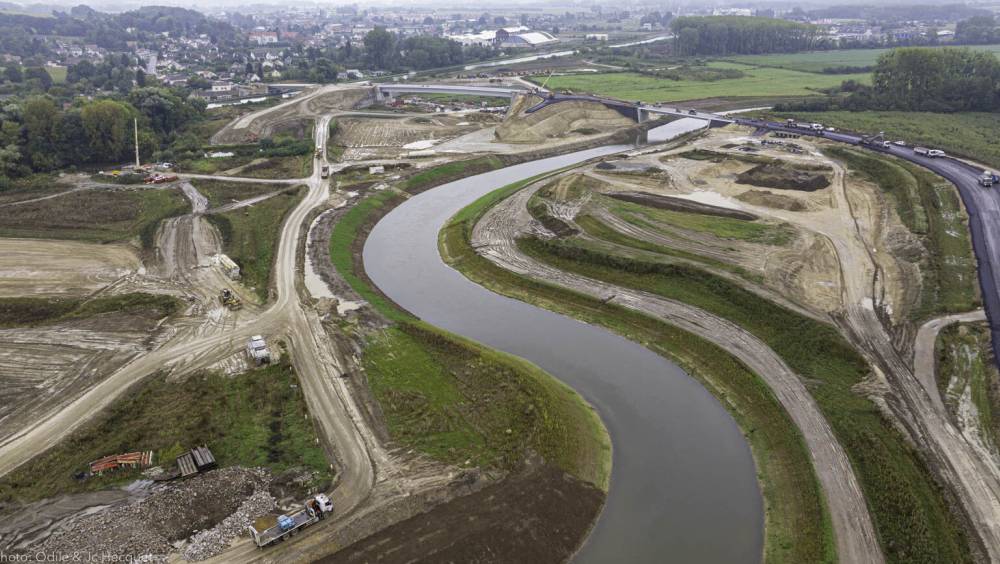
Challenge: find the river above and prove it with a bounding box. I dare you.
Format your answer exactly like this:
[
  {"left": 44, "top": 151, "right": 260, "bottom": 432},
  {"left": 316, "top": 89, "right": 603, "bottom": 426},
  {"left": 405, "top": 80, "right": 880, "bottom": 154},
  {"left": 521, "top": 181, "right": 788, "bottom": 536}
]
[{"left": 363, "top": 120, "right": 763, "bottom": 563}]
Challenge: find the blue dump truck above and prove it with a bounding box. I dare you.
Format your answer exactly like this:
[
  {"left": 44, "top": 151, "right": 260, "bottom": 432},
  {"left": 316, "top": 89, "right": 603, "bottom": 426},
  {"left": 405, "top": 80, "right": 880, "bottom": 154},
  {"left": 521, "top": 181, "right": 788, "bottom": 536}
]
[{"left": 248, "top": 494, "right": 333, "bottom": 548}]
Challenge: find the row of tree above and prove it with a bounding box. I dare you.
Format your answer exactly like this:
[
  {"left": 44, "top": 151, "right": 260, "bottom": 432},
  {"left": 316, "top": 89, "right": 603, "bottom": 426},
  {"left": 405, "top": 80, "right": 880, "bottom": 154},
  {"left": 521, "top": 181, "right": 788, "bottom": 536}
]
[
  {"left": 955, "top": 16, "right": 1000, "bottom": 45},
  {"left": 670, "top": 16, "right": 818, "bottom": 56},
  {"left": 0, "top": 87, "right": 205, "bottom": 180}
]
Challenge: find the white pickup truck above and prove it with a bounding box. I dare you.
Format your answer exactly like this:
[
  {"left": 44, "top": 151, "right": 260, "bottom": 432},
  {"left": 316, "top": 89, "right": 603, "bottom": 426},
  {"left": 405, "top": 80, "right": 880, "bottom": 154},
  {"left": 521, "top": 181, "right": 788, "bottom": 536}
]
[{"left": 248, "top": 494, "right": 333, "bottom": 548}]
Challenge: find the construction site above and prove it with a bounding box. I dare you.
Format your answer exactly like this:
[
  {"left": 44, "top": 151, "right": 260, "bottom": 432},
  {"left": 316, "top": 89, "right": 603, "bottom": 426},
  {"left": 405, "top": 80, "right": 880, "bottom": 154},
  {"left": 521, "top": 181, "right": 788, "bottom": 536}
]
[{"left": 1, "top": 77, "right": 1000, "bottom": 564}]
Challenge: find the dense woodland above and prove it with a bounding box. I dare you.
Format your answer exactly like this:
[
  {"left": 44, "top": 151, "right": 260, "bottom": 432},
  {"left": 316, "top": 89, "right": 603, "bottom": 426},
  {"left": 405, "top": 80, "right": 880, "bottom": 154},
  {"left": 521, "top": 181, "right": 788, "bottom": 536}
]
[
  {"left": 0, "top": 87, "right": 204, "bottom": 183},
  {"left": 670, "top": 16, "right": 818, "bottom": 56}
]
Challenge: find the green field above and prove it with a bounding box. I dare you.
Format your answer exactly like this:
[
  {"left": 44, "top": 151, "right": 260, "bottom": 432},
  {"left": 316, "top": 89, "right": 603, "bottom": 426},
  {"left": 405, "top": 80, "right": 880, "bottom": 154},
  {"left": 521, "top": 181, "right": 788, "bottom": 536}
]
[
  {"left": 0, "top": 360, "right": 331, "bottom": 504},
  {"left": 533, "top": 64, "right": 870, "bottom": 103},
  {"left": 206, "top": 186, "right": 304, "bottom": 301},
  {"left": 772, "top": 111, "right": 1000, "bottom": 171},
  {"left": 189, "top": 179, "right": 286, "bottom": 208},
  {"left": 727, "top": 45, "right": 1000, "bottom": 73},
  {"left": 0, "top": 186, "right": 189, "bottom": 250},
  {"left": 439, "top": 177, "right": 835, "bottom": 564}
]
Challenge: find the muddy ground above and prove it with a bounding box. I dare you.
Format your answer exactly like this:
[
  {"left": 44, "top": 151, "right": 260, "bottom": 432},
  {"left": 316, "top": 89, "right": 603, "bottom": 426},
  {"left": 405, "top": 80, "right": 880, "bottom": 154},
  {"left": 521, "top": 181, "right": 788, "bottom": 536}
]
[
  {"left": 317, "top": 461, "right": 603, "bottom": 564},
  {"left": 0, "top": 238, "right": 141, "bottom": 297}
]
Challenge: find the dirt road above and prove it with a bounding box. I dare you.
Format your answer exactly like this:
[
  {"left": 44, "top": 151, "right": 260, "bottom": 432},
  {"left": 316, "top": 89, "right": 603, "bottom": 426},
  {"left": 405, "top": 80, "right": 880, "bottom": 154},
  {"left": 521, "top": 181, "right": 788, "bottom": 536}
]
[
  {"left": 913, "top": 310, "right": 987, "bottom": 414},
  {"left": 472, "top": 172, "right": 884, "bottom": 564},
  {"left": 0, "top": 119, "right": 384, "bottom": 547}
]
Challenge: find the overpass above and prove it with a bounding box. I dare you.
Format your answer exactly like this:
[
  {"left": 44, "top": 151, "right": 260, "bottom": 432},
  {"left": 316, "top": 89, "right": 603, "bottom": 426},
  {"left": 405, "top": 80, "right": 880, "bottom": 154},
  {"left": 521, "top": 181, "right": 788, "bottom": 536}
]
[
  {"left": 525, "top": 93, "right": 735, "bottom": 127},
  {"left": 375, "top": 83, "right": 736, "bottom": 127},
  {"left": 375, "top": 83, "right": 533, "bottom": 102}
]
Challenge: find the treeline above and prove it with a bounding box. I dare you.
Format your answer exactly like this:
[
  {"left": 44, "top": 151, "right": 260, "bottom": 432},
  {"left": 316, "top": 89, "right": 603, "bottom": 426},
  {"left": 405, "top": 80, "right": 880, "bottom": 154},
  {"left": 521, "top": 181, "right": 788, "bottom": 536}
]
[
  {"left": 777, "top": 47, "right": 1000, "bottom": 113},
  {"left": 0, "top": 6, "right": 238, "bottom": 55},
  {"left": 955, "top": 15, "right": 1000, "bottom": 45},
  {"left": 670, "top": 16, "right": 818, "bottom": 56},
  {"left": 0, "top": 87, "right": 204, "bottom": 181},
  {"left": 362, "top": 27, "right": 498, "bottom": 71},
  {"left": 803, "top": 3, "right": 989, "bottom": 23}
]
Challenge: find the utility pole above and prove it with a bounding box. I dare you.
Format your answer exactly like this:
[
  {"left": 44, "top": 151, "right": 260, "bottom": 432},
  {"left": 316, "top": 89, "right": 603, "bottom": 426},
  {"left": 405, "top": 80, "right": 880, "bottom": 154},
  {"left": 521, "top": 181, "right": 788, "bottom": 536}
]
[{"left": 134, "top": 118, "right": 140, "bottom": 168}]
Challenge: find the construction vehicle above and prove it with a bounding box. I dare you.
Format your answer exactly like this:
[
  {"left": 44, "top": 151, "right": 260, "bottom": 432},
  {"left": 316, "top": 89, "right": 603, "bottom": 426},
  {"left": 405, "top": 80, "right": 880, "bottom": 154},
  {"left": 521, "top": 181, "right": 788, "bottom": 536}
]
[
  {"left": 220, "top": 288, "right": 242, "bottom": 310},
  {"left": 980, "top": 171, "right": 1000, "bottom": 187},
  {"left": 321, "top": 164, "right": 330, "bottom": 178},
  {"left": 860, "top": 132, "right": 891, "bottom": 151},
  {"left": 247, "top": 335, "right": 271, "bottom": 365},
  {"left": 248, "top": 494, "right": 333, "bottom": 548}
]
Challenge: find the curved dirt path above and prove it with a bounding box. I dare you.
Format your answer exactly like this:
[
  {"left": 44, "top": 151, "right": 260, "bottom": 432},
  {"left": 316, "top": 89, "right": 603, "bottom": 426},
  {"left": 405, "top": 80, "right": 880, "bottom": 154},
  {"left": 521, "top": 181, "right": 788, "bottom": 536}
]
[
  {"left": 913, "top": 310, "right": 987, "bottom": 414},
  {"left": 473, "top": 173, "right": 884, "bottom": 564}
]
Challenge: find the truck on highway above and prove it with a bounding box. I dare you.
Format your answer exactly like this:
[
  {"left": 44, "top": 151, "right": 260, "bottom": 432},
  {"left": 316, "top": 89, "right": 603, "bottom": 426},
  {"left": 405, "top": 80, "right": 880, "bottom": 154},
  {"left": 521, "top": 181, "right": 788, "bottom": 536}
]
[
  {"left": 248, "top": 494, "right": 333, "bottom": 548},
  {"left": 914, "top": 147, "right": 946, "bottom": 157},
  {"left": 980, "top": 171, "right": 1000, "bottom": 187},
  {"left": 321, "top": 164, "right": 330, "bottom": 178}
]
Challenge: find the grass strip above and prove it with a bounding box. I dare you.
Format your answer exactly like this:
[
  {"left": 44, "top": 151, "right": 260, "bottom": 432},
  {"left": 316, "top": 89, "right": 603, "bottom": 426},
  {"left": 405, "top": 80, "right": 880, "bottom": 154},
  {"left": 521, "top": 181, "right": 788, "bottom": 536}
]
[
  {"left": 401, "top": 155, "right": 504, "bottom": 194},
  {"left": 0, "top": 293, "right": 181, "bottom": 328}
]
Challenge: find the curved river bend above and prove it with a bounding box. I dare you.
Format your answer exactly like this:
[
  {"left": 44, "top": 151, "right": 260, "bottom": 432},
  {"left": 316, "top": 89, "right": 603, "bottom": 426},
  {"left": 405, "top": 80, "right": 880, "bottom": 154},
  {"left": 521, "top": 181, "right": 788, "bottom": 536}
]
[{"left": 364, "top": 124, "right": 763, "bottom": 563}]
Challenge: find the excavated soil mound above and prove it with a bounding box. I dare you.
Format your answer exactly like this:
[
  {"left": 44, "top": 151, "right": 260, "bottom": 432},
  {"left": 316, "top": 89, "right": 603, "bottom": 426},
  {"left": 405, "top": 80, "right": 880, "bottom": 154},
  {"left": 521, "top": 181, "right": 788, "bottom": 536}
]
[
  {"left": 736, "top": 190, "right": 808, "bottom": 211},
  {"left": 496, "top": 95, "right": 633, "bottom": 144},
  {"left": 736, "top": 162, "right": 831, "bottom": 192},
  {"left": 607, "top": 191, "right": 759, "bottom": 221},
  {"left": 318, "top": 463, "right": 604, "bottom": 564}
]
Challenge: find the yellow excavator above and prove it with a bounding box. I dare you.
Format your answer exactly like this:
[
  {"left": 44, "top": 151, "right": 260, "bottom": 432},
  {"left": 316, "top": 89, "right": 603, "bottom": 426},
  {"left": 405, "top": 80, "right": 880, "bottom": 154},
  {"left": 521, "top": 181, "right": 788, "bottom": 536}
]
[{"left": 220, "top": 288, "right": 242, "bottom": 310}]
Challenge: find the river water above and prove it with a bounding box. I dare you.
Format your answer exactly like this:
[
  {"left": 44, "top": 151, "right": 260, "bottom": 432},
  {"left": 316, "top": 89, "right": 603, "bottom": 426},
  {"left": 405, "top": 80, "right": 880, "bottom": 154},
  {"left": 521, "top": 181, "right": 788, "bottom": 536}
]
[{"left": 363, "top": 120, "right": 763, "bottom": 563}]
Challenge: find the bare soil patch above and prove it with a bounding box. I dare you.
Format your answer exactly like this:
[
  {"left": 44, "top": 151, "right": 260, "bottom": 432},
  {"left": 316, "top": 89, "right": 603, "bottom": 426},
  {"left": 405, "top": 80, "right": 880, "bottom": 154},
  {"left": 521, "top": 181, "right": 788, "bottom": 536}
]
[
  {"left": 736, "top": 162, "right": 831, "bottom": 192},
  {"left": 736, "top": 189, "right": 808, "bottom": 211},
  {"left": 317, "top": 461, "right": 603, "bottom": 564}
]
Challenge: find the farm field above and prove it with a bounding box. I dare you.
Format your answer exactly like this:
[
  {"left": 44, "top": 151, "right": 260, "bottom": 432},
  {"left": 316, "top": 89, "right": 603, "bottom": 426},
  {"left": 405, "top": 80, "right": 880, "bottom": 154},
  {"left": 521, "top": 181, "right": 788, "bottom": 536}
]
[
  {"left": 726, "top": 44, "right": 1000, "bottom": 73},
  {"left": 534, "top": 64, "right": 870, "bottom": 103}
]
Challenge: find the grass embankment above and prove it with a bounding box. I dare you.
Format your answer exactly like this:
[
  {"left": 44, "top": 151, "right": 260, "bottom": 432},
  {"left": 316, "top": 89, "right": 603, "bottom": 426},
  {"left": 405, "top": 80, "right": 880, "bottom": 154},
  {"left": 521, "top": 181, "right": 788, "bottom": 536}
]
[
  {"left": 0, "top": 187, "right": 189, "bottom": 250},
  {"left": 775, "top": 111, "right": 1000, "bottom": 171},
  {"left": 516, "top": 225, "right": 972, "bottom": 563},
  {"left": 328, "top": 185, "right": 611, "bottom": 488},
  {"left": 0, "top": 360, "right": 331, "bottom": 504},
  {"left": 440, "top": 178, "right": 835, "bottom": 564},
  {"left": 603, "top": 195, "right": 795, "bottom": 245},
  {"left": 824, "top": 147, "right": 978, "bottom": 321},
  {"left": 189, "top": 179, "right": 286, "bottom": 209},
  {"left": 401, "top": 155, "right": 505, "bottom": 194},
  {"left": 531, "top": 65, "right": 870, "bottom": 103},
  {"left": 936, "top": 322, "right": 1000, "bottom": 452},
  {"left": 0, "top": 293, "right": 180, "bottom": 328},
  {"left": 206, "top": 186, "right": 304, "bottom": 301}
]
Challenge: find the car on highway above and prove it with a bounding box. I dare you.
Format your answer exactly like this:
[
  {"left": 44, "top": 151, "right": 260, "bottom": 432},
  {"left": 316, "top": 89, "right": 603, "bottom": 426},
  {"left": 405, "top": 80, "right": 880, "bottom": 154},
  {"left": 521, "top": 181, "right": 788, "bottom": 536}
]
[{"left": 893, "top": 140, "right": 906, "bottom": 146}]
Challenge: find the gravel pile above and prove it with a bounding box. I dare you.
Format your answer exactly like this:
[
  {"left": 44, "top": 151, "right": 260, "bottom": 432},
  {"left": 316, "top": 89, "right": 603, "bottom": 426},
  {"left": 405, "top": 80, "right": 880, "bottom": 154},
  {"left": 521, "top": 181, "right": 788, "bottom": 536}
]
[
  {"left": 182, "top": 489, "right": 277, "bottom": 561},
  {"left": 39, "top": 467, "right": 272, "bottom": 562}
]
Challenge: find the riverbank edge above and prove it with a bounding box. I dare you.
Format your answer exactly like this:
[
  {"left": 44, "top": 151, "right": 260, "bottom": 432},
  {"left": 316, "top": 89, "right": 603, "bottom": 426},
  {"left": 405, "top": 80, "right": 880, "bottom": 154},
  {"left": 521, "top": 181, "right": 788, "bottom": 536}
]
[
  {"left": 438, "top": 172, "right": 836, "bottom": 564},
  {"left": 328, "top": 185, "right": 613, "bottom": 491}
]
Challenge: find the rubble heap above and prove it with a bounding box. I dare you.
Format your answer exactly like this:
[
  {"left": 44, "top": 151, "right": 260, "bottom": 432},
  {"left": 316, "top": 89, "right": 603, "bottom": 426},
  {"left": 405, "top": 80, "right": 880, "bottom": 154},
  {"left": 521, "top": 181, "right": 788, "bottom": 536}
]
[{"left": 39, "top": 467, "right": 272, "bottom": 562}]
